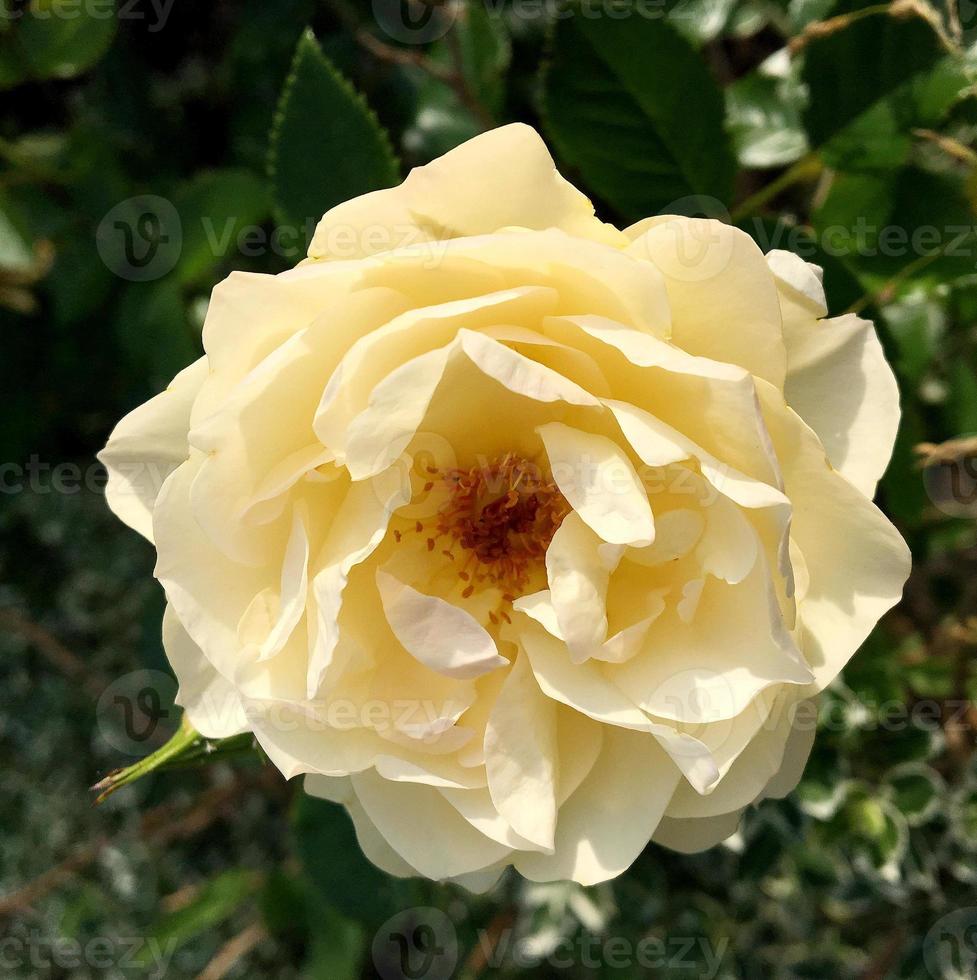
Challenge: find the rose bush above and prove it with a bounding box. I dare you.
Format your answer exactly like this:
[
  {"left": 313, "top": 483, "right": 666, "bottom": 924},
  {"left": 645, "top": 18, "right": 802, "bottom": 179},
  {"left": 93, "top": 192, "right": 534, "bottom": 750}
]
[{"left": 99, "top": 124, "right": 910, "bottom": 889}]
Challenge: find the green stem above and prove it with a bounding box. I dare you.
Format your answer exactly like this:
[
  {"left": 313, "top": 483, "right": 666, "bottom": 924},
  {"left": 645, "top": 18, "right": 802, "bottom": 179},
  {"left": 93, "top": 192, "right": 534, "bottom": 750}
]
[
  {"left": 92, "top": 716, "right": 202, "bottom": 803},
  {"left": 730, "top": 153, "right": 822, "bottom": 224}
]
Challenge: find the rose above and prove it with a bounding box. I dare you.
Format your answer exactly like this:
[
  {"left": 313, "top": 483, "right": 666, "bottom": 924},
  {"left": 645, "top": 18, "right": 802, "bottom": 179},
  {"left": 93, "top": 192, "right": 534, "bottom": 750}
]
[{"left": 99, "top": 124, "right": 910, "bottom": 889}]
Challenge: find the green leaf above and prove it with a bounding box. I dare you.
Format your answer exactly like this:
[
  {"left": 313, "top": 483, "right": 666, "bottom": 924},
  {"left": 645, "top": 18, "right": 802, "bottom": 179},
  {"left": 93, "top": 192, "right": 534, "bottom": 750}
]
[
  {"left": 801, "top": 0, "right": 946, "bottom": 148},
  {"left": 881, "top": 297, "right": 944, "bottom": 387},
  {"left": 137, "top": 869, "right": 262, "bottom": 966},
  {"left": 292, "top": 794, "right": 418, "bottom": 927},
  {"left": 172, "top": 169, "right": 272, "bottom": 286},
  {"left": 727, "top": 52, "right": 809, "bottom": 168},
  {"left": 0, "top": 190, "right": 35, "bottom": 271},
  {"left": 0, "top": 0, "right": 117, "bottom": 88},
  {"left": 947, "top": 358, "right": 977, "bottom": 434},
  {"left": 304, "top": 903, "right": 366, "bottom": 980},
  {"left": 439, "top": 0, "right": 510, "bottom": 117},
  {"left": 403, "top": 71, "right": 482, "bottom": 163},
  {"left": 667, "top": 0, "right": 738, "bottom": 45},
  {"left": 269, "top": 29, "right": 399, "bottom": 248},
  {"left": 885, "top": 763, "right": 944, "bottom": 826},
  {"left": 820, "top": 55, "right": 975, "bottom": 172},
  {"left": 113, "top": 279, "right": 197, "bottom": 392},
  {"left": 404, "top": 3, "right": 510, "bottom": 163},
  {"left": 541, "top": 6, "right": 736, "bottom": 221}
]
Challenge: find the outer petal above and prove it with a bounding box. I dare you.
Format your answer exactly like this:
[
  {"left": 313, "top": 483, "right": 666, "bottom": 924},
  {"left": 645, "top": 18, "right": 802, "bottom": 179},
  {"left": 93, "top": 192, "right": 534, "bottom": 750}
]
[
  {"left": 351, "top": 769, "right": 512, "bottom": 879},
  {"left": 162, "top": 604, "right": 248, "bottom": 738},
  {"left": 629, "top": 218, "right": 786, "bottom": 388},
  {"left": 613, "top": 558, "right": 813, "bottom": 724},
  {"left": 653, "top": 809, "right": 743, "bottom": 853},
  {"left": 769, "top": 250, "right": 900, "bottom": 497},
  {"left": 98, "top": 357, "right": 207, "bottom": 543},
  {"left": 307, "top": 123, "right": 624, "bottom": 261},
  {"left": 154, "top": 453, "right": 269, "bottom": 680},
  {"left": 514, "top": 727, "right": 680, "bottom": 885},
  {"left": 758, "top": 382, "right": 910, "bottom": 689},
  {"left": 665, "top": 696, "right": 815, "bottom": 820}
]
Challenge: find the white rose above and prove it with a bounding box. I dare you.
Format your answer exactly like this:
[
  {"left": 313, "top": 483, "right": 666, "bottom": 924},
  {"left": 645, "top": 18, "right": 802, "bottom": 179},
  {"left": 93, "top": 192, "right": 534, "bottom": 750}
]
[{"left": 99, "top": 124, "right": 910, "bottom": 890}]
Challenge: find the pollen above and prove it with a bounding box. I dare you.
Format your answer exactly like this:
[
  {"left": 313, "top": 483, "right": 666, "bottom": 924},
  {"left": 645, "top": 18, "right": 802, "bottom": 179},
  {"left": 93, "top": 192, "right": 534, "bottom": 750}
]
[{"left": 434, "top": 454, "right": 570, "bottom": 594}]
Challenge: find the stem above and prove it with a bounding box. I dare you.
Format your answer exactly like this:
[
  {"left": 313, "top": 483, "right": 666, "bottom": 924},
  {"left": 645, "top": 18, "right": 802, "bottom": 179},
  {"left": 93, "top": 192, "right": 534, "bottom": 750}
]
[
  {"left": 730, "top": 153, "right": 822, "bottom": 223},
  {"left": 91, "top": 715, "right": 202, "bottom": 803}
]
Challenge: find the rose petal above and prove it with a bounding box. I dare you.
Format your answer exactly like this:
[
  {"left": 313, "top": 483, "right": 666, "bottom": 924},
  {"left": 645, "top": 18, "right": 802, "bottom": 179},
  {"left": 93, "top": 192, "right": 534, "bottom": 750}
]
[
  {"left": 538, "top": 422, "right": 654, "bottom": 547},
  {"left": 376, "top": 571, "right": 509, "bottom": 680},
  {"left": 485, "top": 653, "right": 559, "bottom": 851}
]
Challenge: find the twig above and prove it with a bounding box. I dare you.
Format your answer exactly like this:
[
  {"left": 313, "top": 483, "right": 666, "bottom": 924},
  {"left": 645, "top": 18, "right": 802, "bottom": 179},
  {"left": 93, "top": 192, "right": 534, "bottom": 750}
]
[
  {"left": 913, "top": 127, "right": 977, "bottom": 166},
  {"left": 789, "top": 3, "right": 892, "bottom": 54},
  {"left": 857, "top": 925, "right": 906, "bottom": 979},
  {"left": 0, "top": 771, "right": 278, "bottom": 918},
  {"left": 461, "top": 908, "right": 516, "bottom": 978},
  {"left": 0, "top": 840, "right": 106, "bottom": 918},
  {"left": 445, "top": 10, "right": 495, "bottom": 130},
  {"left": 323, "top": 0, "right": 451, "bottom": 80},
  {"left": 324, "top": 0, "right": 495, "bottom": 130},
  {"left": 789, "top": 0, "right": 958, "bottom": 56},
  {"left": 730, "top": 153, "right": 822, "bottom": 222},
  {"left": 845, "top": 245, "right": 951, "bottom": 314},
  {"left": 195, "top": 921, "right": 268, "bottom": 980},
  {"left": 0, "top": 607, "right": 105, "bottom": 698},
  {"left": 914, "top": 436, "right": 977, "bottom": 468}
]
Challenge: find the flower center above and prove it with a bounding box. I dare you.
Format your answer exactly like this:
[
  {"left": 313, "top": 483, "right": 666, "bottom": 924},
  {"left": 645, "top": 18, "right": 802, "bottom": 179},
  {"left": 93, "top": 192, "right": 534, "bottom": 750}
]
[{"left": 437, "top": 454, "right": 569, "bottom": 596}]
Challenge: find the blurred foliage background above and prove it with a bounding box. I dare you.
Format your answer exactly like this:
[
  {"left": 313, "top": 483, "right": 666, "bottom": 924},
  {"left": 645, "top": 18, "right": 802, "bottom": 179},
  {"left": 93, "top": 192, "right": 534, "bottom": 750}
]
[{"left": 2, "top": 0, "right": 977, "bottom": 976}]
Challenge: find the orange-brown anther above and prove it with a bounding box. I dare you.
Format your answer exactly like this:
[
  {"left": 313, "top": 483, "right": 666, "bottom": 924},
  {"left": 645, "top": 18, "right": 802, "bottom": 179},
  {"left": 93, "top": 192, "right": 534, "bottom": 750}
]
[{"left": 435, "top": 455, "right": 569, "bottom": 594}]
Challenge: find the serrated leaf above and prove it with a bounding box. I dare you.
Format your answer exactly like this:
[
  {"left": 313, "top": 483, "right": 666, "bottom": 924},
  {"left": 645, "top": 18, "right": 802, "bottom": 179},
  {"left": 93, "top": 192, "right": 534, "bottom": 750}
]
[
  {"left": 269, "top": 30, "right": 398, "bottom": 249},
  {"left": 820, "top": 55, "right": 975, "bottom": 172},
  {"left": 541, "top": 7, "right": 736, "bottom": 221},
  {"left": 801, "top": 0, "right": 946, "bottom": 148}
]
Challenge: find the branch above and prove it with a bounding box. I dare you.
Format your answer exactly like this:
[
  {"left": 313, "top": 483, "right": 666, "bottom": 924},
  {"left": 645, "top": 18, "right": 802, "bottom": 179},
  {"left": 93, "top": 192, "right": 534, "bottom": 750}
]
[
  {"left": 0, "top": 770, "right": 279, "bottom": 918},
  {"left": 195, "top": 921, "right": 268, "bottom": 980}
]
